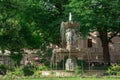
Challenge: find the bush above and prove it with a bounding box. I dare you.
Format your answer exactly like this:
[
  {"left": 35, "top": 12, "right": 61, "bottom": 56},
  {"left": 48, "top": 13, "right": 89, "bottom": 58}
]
[
  {"left": 107, "top": 64, "right": 120, "bottom": 75},
  {"left": 5, "top": 67, "right": 23, "bottom": 80},
  {"left": 31, "top": 65, "right": 50, "bottom": 77},
  {"left": 33, "top": 70, "right": 42, "bottom": 77},
  {"left": 37, "top": 65, "right": 50, "bottom": 71},
  {"left": 23, "top": 63, "right": 35, "bottom": 76},
  {"left": 77, "top": 60, "right": 88, "bottom": 68},
  {"left": 0, "top": 64, "right": 7, "bottom": 75},
  {"left": 12, "top": 67, "right": 23, "bottom": 76},
  {"left": 74, "top": 66, "right": 82, "bottom": 75}
]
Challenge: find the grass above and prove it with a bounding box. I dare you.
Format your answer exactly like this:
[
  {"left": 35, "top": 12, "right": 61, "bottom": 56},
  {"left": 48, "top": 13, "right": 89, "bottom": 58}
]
[{"left": 18, "top": 76, "right": 120, "bottom": 80}]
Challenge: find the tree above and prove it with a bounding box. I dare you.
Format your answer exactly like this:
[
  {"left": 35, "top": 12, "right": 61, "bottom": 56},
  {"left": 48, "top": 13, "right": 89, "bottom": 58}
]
[
  {"left": 22, "top": 0, "right": 64, "bottom": 66},
  {"left": 67, "top": 0, "right": 120, "bottom": 65},
  {"left": 0, "top": 0, "right": 26, "bottom": 66},
  {"left": 0, "top": 0, "right": 42, "bottom": 66},
  {"left": 0, "top": 0, "right": 65, "bottom": 66}
]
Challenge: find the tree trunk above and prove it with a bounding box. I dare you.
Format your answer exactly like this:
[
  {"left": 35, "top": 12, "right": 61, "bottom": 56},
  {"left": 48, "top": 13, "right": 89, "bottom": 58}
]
[
  {"left": 98, "top": 28, "right": 111, "bottom": 66},
  {"left": 102, "top": 42, "right": 111, "bottom": 66}
]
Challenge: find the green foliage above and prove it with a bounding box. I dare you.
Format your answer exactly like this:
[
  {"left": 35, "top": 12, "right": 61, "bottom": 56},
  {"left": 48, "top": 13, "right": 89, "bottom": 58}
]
[
  {"left": 0, "top": 0, "right": 119, "bottom": 68},
  {"left": 23, "top": 63, "right": 35, "bottom": 76},
  {"left": 67, "top": 0, "right": 120, "bottom": 36},
  {"left": 77, "top": 60, "right": 88, "bottom": 68},
  {"left": 2, "top": 76, "right": 120, "bottom": 80},
  {"left": 0, "top": 0, "right": 63, "bottom": 51},
  {"left": 31, "top": 65, "right": 49, "bottom": 77},
  {"left": 10, "top": 51, "right": 23, "bottom": 66},
  {"left": 92, "top": 66, "right": 109, "bottom": 70},
  {"left": 10, "top": 67, "right": 23, "bottom": 76},
  {"left": 37, "top": 48, "right": 53, "bottom": 66},
  {"left": 5, "top": 66, "right": 24, "bottom": 80},
  {"left": 66, "top": 0, "right": 120, "bottom": 65},
  {"left": 33, "top": 70, "right": 42, "bottom": 77},
  {"left": 0, "top": 64, "right": 7, "bottom": 75},
  {"left": 107, "top": 64, "right": 120, "bottom": 75},
  {"left": 74, "top": 66, "right": 82, "bottom": 75},
  {"left": 37, "top": 65, "right": 50, "bottom": 71},
  {"left": 0, "top": 0, "right": 60, "bottom": 69}
]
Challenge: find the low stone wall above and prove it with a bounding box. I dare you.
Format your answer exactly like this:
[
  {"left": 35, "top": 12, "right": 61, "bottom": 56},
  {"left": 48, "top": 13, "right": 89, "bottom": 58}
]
[
  {"left": 41, "top": 70, "right": 75, "bottom": 77},
  {"left": 41, "top": 70, "right": 105, "bottom": 77}
]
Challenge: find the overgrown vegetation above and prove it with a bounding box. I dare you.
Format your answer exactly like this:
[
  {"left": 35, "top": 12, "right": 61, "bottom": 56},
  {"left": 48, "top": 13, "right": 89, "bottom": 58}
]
[
  {"left": 107, "top": 64, "right": 120, "bottom": 75},
  {"left": 0, "top": 64, "right": 7, "bottom": 75},
  {"left": 0, "top": 0, "right": 119, "bottom": 78}
]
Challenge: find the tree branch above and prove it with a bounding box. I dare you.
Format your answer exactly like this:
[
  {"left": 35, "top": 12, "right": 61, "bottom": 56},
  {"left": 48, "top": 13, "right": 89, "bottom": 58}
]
[{"left": 108, "top": 31, "right": 119, "bottom": 42}]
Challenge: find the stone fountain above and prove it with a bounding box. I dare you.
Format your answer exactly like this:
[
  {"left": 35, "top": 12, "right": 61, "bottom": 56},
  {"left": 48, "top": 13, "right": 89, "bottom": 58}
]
[
  {"left": 61, "top": 13, "right": 79, "bottom": 71},
  {"left": 61, "top": 12, "right": 79, "bottom": 51},
  {"left": 51, "top": 13, "right": 86, "bottom": 71}
]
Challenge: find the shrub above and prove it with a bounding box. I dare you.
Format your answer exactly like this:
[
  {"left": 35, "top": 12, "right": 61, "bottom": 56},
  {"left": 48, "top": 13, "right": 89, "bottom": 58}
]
[
  {"left": 33, "top": 70, "right": 42, "bottom": 77},
  {"left": 23, "top": 63, "right": 35, "bottom": 76},
  {"left": 12, "top": 67, "right": 23, "bottom": 76},
  {"left": 37, "top": 65, "right": 50, "bottom": 71},
  {"left": 74, "top": 66, "right": 82, "bottom": 75},
  {"left": 0, "top": 64, "right": 7, "bottom": 75},
  {"left": 77, "top": 60, "right": 88, "bottom": 68},
  {"left": 31, "top": 65, "right": 50, "bottom": 77},
  {"left": 6, "top": 67, "right": 23, "bottom": 80},
  {"left": 107, "top": 64, "right": 120, "bottom": 75}
]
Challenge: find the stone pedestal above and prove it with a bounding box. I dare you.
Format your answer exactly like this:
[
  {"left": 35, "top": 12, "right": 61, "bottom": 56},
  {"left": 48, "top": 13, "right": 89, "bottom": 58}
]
[{"left": 65, "top": 58, "right": 77, "bottom": 71}]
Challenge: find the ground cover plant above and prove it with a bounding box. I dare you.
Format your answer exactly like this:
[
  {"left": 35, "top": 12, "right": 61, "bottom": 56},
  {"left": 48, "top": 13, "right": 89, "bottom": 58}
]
[{"left": 17, "top": 77, "right": 120, "bottom": 80}]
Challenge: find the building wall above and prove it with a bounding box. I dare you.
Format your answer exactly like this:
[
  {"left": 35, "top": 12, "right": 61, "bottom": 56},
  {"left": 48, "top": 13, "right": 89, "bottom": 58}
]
[{"left": 78, "top": 32, "right": 120, "bottom": 62}]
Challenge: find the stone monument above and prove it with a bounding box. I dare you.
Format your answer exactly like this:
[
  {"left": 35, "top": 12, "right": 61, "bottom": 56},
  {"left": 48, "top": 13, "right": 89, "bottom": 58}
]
[{"left": 60, "top": 12, "right": 79, "bottom": 71}]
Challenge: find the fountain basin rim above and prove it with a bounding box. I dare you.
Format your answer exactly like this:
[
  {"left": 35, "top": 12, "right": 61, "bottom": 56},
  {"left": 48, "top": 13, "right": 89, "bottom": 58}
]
[
  {"left": 62, "top": 21, "right": 79, "bottom": 28},
  {"left": 53, "top": 48, "right": 87, "bottom": 54}
]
